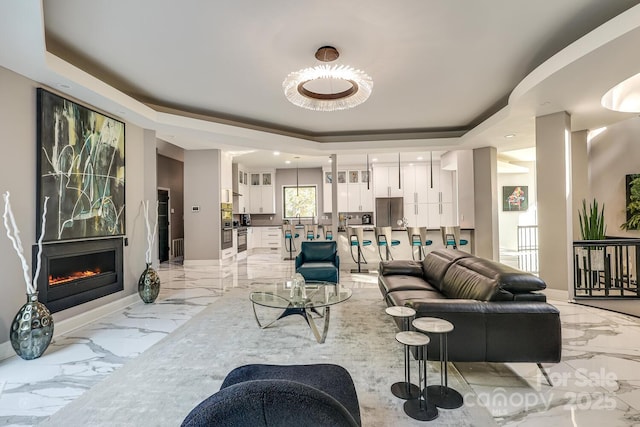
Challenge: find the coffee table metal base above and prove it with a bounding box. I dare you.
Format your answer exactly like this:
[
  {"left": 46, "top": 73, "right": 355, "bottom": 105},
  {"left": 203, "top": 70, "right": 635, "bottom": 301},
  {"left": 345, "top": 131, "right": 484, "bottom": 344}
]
[
  {"left": 252, "top": 303, "right": 331, "bottom": 344},
  {"left": 427, "top": 385, "right": 464, "bottom": 409}
]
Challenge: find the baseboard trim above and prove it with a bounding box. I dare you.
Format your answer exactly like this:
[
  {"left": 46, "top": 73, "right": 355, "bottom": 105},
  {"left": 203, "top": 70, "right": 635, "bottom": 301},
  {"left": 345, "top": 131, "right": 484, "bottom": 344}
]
[
  {"left": 0, "top": 293, "right": 140, "bottom": 362},
  {"left": 544, "top": 288, "right": 570, "bottom": 302},
  {"left": 183, "top": 259, "right": 220, "bottom": 266}
]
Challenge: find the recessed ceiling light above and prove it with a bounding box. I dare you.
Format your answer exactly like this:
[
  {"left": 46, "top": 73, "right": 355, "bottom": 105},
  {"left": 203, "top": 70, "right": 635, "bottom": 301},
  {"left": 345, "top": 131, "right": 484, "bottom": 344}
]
[
  {"left": 417, "top": 156, "right": 423, "bottom": 161},
  {"left": 285, "top": 160, "right": 291, "bottom": 164},
  {"left": 273, "top": 151, "right": 280, "bottom": 156},
  {"left": 372, "top": 158, "right": 378, "bottom": 162},
  {"left": 328, "top": 159, "right": 332, "bottom": 163},
  {"left": 504, "top": 134, "right": 516, "bottom": 138}
]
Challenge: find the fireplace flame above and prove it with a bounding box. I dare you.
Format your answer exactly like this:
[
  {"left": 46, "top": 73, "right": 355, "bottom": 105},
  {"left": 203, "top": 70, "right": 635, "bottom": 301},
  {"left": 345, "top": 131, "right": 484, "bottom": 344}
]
[{"left": 49, "top": 269, "right": 102, "bottom": 286}]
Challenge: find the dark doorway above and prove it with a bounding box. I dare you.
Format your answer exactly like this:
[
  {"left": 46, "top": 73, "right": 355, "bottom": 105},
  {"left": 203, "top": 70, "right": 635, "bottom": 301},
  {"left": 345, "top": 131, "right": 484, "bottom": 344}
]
[{"left": 158, "top": 189, "right": 170, "bottom": 262}]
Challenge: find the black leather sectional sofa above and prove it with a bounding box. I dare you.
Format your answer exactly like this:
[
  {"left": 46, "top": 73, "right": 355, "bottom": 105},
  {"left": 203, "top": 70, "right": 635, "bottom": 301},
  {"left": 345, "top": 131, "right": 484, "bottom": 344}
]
[{"left": 378, "top": 249, "right": 561, "bottom": 366}]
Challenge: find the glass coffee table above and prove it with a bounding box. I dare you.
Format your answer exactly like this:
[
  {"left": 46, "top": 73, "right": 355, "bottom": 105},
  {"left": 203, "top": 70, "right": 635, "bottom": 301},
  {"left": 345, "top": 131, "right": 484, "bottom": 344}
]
[{"left": 250, "top": 281, "right": 352, "bottom": 344}]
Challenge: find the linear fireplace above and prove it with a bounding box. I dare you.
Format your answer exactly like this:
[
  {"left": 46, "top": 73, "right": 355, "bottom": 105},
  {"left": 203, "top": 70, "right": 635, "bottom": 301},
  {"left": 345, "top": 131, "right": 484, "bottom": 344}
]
[{"left": 34, "top": 237, "right": 124, "bottom": 313}]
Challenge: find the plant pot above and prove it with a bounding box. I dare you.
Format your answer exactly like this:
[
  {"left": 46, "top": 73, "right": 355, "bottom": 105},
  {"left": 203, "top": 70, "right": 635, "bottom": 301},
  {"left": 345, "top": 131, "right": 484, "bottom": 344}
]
[
  {"left": 576, "top": 247, "right": 605, "bottom": 271},
  {"left": 138, "top": 263, "right": 161, "bottom": 303},
  {"left": 10, "top": 292, "right": 54, "bottom": 360}
]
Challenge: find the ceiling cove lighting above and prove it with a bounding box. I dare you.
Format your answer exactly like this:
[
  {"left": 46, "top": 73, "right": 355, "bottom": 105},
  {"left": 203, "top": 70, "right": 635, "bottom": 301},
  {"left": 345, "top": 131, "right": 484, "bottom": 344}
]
[
  {"left": 602, "top": 72, "right": 640, "bottom": 112},
  {"left": 283, "top": 46, "right": 373, "bottom": 112}
]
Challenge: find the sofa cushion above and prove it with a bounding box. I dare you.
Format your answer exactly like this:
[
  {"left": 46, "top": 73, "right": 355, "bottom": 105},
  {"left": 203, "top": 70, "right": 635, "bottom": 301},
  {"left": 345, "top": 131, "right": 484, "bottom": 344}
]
[
  {"left": 421, "top": 249, "right": 472, "bottom": 291},
  {"left": 379, "top": 274, "right": 438, "bottom": 296},
  {"left": 386, "top": 289, "right": 447, "bottom": 308},
  {"left": 441, "top": 261, "right": 500, "bottom": 301},
  {"left": 455, "top": 257, "right": 546, "bottom": 294},
  {"left": 379, "top": 260, "right": 423, "bottom": 277}
]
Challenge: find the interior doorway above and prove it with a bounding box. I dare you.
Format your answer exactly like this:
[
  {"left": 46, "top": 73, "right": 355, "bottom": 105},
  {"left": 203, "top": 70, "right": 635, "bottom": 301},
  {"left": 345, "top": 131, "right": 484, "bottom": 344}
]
[{"left": 158, "top": 189, "right": 170, "bottom": 262}]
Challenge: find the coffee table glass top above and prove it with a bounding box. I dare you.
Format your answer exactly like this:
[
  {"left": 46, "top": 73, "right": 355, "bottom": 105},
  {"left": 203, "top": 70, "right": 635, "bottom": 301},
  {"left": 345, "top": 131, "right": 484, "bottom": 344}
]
[{"left": 250, "top": 281, "right": 352, "bottom": 309}]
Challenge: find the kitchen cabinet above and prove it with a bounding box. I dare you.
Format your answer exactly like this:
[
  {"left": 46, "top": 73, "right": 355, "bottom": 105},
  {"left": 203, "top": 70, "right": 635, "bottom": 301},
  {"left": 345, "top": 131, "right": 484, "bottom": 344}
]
[
  {"left": 251, "top": 227, "right": 282, "bottom": 249},
  {"left": 233, "top": 164, "right": 248, "bottom": 214},
  {"left": 425, "top": 164, "right": 455, "bottom": 227},
  {"left": 323, "top": 168, "right": 371, "bottom": 212},
  {"left": 248, "top": 170, "right": 275, "bottom": 214},
  {"left": 373, "top": 165, "right": 403, "bottom": 198}
]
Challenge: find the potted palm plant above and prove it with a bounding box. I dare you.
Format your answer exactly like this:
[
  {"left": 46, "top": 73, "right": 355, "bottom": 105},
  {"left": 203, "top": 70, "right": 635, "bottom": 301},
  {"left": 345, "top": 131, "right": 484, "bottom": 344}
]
[{"left": 577, "top": 198, "right": 606, "bottom": 270}]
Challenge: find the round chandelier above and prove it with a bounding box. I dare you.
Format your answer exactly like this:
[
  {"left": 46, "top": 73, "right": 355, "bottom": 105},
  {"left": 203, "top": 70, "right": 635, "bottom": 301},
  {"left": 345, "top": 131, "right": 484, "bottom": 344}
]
[{"left": 283, "top": 46, "right": 373, "bottom": 112}]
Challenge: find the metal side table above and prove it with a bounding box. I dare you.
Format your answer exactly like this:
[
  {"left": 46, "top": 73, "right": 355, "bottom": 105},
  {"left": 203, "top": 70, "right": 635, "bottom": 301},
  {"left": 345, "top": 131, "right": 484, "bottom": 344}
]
[
  {"left": 395, "top": 331, "right": 438, "bottom": 421},
  {"left": 385, "top": 306, "right": 420, "bottom": 399},
  {"left": 413, "top": 317, "right": 463, "bottom": 409}
]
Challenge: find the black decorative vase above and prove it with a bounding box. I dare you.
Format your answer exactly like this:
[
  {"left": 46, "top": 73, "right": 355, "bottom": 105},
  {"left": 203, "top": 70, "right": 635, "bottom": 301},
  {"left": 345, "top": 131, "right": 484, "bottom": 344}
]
[
  {"left": 10, "top": 292, "right": 54, "bottom": 360},
  {"left": 138, "top": 263, "right": 160, "bottom": 303}
]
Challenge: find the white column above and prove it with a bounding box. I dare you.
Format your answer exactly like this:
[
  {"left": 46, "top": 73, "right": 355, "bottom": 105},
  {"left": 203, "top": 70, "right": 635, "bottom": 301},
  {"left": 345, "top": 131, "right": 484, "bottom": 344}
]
[
  {"left": 331, "top": 154, "right": 338, "bottom": 236},
  {"left": 473, "top": 147, "right": 499, "bottom": 260},
  {"left": 536, "top": 112, "right": 573, "bottom": 292},
  {"left": 184, "top": 149, "right": 222, "bottom": 264}
]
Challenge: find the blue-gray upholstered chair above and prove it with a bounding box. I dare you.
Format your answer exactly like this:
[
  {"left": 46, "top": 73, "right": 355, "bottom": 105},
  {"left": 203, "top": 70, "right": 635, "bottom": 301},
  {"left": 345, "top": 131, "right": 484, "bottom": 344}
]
[
  {"left": 295, "top": 241, "right": 340, "bottom": 284},
  {"left": 181, "top": 364, "right": 361, "bottom": 427}
]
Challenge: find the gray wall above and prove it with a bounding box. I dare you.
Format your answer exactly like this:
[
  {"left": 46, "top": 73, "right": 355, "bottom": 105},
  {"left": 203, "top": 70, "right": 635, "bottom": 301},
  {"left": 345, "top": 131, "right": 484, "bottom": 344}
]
[
  {"left": 0, "top": 65, "right": 151, "bottom": 345},
  {"left": 158, "top": 154, "right": 184, "bottom": 241},
  {"left": 473, "top": 147, "right": 499, "bottom": 260},
  {"left": 184, "top": 150, "right": 221, "bottom": 262}
]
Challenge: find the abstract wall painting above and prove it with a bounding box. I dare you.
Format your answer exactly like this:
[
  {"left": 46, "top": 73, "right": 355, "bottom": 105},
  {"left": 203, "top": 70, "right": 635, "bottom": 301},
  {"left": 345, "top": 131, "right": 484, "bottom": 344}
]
[
  {"left": 37, "top": 89, "right": 125, "bottom": 241},
  {"left": 503, "top": 185, "right": 528, "bottom": 211}
]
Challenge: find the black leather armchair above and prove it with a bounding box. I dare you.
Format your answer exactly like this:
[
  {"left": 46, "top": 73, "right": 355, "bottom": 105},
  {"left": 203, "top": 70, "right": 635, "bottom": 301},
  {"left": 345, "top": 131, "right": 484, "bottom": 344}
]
[
  {"left": 295, "top": 241, "right": 340, "bottom": 283},
  {"left": 181, "top": 364, "right": 361, "bottom": 427}
]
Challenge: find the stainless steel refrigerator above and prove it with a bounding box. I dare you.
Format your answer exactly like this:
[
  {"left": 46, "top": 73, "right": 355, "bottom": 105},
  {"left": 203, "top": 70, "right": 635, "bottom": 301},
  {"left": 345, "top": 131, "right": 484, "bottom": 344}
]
[{"left": 375, "top": 197, "right": 404, "bottom": 227}]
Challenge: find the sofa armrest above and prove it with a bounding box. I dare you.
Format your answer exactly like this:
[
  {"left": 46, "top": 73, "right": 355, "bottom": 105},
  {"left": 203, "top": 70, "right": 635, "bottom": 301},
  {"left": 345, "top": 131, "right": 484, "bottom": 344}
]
[
  {"left": 295, "top": 253, "right": 305, "bottom": 270},
  {"left": 379, "top": 260, "right": 423, "bottom": 277}
]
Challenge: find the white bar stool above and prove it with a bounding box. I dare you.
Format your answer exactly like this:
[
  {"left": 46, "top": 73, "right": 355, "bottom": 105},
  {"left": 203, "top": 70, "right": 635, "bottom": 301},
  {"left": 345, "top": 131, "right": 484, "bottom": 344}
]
[
  {"left": 413, "top": 317, "right": 463, "bottom": 409},
  {"left": 385, "top": 306, "right": 419, "bottom": 399},
  {"left": 395, "top": 331, "right": 438, "bottom": 421}
]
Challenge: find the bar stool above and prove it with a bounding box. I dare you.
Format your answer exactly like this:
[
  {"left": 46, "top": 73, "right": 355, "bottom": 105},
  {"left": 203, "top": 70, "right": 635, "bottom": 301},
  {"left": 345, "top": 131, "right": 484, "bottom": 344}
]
[
  {"left": 282, "top": 224, "right": 299, "bottom": 261},
  {"left": 375, "top": 226, "right": 400, "bottom": 260},
  {"left": 305, "top": 224, "right": 320, "bottom": 240},
  {"left": 440, "top": 226, "right": 468, "bottom": 249},
  {"left": 348, "top": 227, "right": 371, "bottom": 273},
  {"left": 406, "top": 227, "right": 432, "bottom": 260},
  {"left": 413, "top": 317, "right": 463, "bottom": 409},
  {"left": 385, "top": 306, "right": 419, "bottom": 399},
  {"left": 395, "top": 331, "right": 438, "bottom": 421},
  {"left": 324, "top": 226, "right": 333, "bottom": 240}
]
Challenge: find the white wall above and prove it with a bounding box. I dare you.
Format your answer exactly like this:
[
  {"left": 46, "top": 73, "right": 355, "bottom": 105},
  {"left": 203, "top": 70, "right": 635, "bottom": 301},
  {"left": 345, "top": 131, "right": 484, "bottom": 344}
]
[
  {"left": 0, "top": 65, "right": 151, "bottom": 345},
  {"left": 589, "top": 116, "right": 640, "bottom": 238},
  {"left": 497, "top": 162, "right": 537, "bottom": 251}
]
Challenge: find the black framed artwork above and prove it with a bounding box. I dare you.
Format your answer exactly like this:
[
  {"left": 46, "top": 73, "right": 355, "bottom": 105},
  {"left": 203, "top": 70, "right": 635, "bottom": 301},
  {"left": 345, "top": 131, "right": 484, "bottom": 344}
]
[
  {"left": 36, "top": 88, "right": 126, "bottom": 241},
  {"left": 503, "top": 185, "right": 528, "bottom": 211}
]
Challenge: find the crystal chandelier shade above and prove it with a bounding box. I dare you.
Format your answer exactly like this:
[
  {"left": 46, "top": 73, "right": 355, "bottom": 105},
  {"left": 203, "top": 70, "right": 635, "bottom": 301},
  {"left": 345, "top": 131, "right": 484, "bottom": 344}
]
[{"left": 282, "top": 47, "right": 373, "bottom": 112}]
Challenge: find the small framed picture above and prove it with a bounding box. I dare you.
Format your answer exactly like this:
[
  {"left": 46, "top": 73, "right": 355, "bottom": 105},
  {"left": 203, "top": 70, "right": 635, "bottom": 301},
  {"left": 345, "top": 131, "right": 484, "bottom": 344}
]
[
  {"left": 337, "top": 171, "right": 346, "bottom": 184},
  {"left": 503, "top": 186, "right": 528, "bottom": 211},
  {"left": 325, "top": 172, "right": 332, "bottom": 183},
  {"left": 361, "top": 170, "right": 369, "bottom": 183},
  {"left": 349, "top": 170, "right": 359, "bottom": 183}
]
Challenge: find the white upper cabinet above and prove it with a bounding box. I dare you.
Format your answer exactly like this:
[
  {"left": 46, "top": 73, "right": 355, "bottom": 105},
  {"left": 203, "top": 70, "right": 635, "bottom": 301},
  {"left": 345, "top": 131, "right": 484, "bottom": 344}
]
[
  {"left": 248, "top": 170, "right": 275, "bottom": 214},
  {"left": 373, "top": 165, "right": 403, "bottom": 198}
]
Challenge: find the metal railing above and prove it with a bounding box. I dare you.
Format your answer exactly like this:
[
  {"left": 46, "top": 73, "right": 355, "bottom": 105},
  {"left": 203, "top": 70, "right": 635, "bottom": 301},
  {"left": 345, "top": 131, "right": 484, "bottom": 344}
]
[
  {"left": 517, "top": 225, "right": 538, "bottom": 274},
  {"left": 573, "top": 239, "right": 640, "bottom": 298}
]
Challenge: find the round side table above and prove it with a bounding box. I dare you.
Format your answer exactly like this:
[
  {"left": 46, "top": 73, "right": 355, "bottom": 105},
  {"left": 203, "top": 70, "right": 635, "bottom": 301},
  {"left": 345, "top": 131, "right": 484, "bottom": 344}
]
[
  {"left": 395, "top": 331, "right": 438, "bottom": 421},
  {"left": 385, "top": 306, "right": 419, "bottom": 399},
  {"left": 412, "top": 317, "right": 463, "bottom": 409}
]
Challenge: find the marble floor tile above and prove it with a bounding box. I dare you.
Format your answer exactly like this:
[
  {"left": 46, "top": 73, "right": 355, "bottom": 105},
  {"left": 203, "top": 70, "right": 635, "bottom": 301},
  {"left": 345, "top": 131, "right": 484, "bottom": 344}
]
[{"left": 0, "top": 252, "right": 639, "bottom": 426}]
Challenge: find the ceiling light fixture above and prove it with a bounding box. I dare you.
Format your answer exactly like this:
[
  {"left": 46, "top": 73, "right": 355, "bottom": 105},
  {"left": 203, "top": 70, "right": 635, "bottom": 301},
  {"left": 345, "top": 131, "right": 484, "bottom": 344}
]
[{"left": 283, "top": 46, "right": 373, "bottom": 112}]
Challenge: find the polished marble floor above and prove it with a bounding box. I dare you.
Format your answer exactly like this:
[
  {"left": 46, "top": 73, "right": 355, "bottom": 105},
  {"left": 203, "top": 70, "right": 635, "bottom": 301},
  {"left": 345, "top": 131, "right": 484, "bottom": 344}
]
[{"left": 0, "top": 250, "right": 639, "bottom": 426}]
